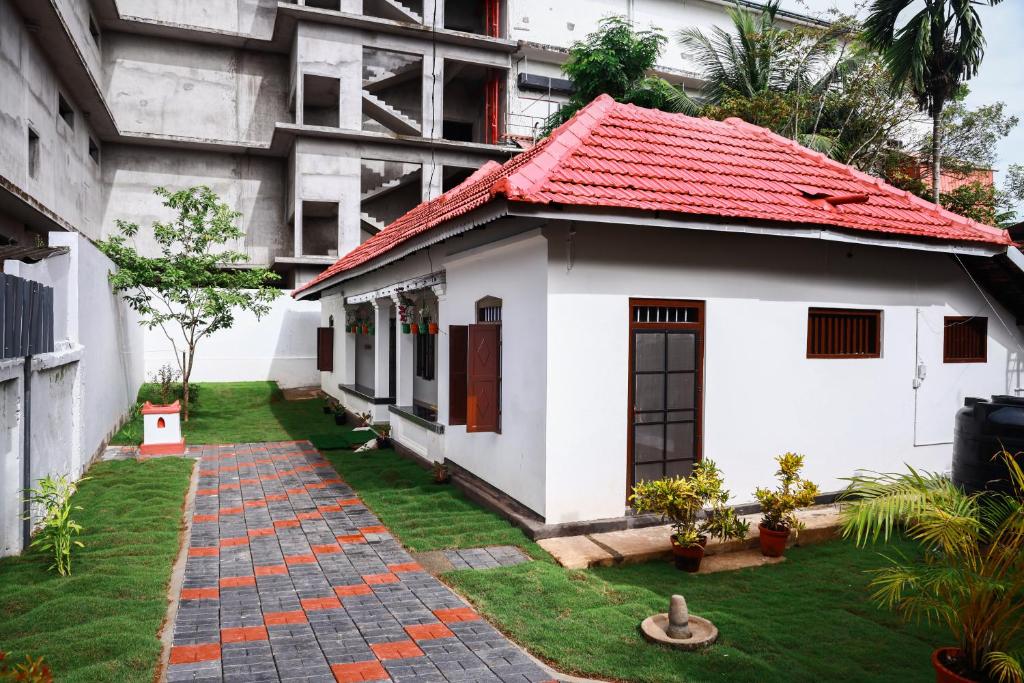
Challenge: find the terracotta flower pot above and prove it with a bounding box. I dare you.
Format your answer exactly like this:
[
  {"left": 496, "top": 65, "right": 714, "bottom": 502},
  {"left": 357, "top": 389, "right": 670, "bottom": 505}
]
[
  {"left": 671, "top": 535, "right": 707, "bottom": 572},
  {"left": 758, "top": 524, "right": 790, "bottom": 557},
  {"left": 350, "top": 325, "right": 358, "bottom": 334},
  {"left": 932, "top": 648, "right": 981, "bottom": 683},
  {"left": 428, "top": 322, "right": 439, "bottom": 335},
  {"left": 361, "top": 324, "right": 369, "bottom": 335},
  {"left": 410, "top": 323, "right": 420, "bottom": 335}
]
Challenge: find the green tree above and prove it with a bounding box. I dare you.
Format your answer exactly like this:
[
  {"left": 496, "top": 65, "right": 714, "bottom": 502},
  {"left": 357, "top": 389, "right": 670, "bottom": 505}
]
[
  {"left": 863, "top": 0, "right": 1005, "bottom": 202},
  {"left": 541, "top": 16, "right": 689, "bottom": 136},
  {"left": 98, "top": 186, "right": 280, "bottom": 420}
]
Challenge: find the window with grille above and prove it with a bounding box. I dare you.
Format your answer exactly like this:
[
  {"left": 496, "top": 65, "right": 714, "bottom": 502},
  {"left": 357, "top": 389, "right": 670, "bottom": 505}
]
[
  {"left": 807, "top": 308, "right": 881, "bottom": 358},
  {"left": 633, "top": 305, "right": 700, "bottom": 324},
  {"left": 944, "top": 316, "right": 987, "bottom": 363},
  {"left": 416, "top": 318, "right": 436, "bottom": 380}
]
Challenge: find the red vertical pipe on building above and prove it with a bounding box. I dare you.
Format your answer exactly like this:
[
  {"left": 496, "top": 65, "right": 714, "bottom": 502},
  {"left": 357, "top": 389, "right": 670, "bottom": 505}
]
[
  {"left": 484, "top": 74, "right": 500, "bottom": 145},
  {"left": 485, "top": 0, "right": 500, "bottom": 37}
]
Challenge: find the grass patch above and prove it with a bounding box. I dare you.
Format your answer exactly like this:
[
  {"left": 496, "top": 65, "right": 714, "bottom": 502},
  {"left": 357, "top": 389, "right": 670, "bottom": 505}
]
[
  {"left": 445, "top": 539, "right": 947, "bottom": 682},
  {"left": 111, "top": 381, "right": 341, "bottom": 445},
  {"left": 325, "top": 449, "right": 534, "bottom": 552},
  {"left": 0, "top": 457, "right": 193, "bottom": 683}
]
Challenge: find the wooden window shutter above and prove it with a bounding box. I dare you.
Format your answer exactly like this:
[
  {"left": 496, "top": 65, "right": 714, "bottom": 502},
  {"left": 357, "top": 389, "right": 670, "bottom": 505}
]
[
  {"left": 449, "top": 325, "right": 468, "bottom": 426},
  {"left": 316, "top": 327, "right": 333, "bottom": 372},
  {"left": 467, "top": 324, "right": 500, "bottom": 433}
]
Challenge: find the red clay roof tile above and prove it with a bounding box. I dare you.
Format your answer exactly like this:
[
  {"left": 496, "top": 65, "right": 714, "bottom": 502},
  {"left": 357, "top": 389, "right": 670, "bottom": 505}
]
[{"left": 294, "top": 94, "right": 1010, "bottom": 297}]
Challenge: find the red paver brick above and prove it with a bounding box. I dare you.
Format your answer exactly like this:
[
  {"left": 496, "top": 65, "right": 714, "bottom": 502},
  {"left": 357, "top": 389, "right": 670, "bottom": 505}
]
[
  {"left": 255, "top": 564, "right": 288, "bottom": 576},
  {"left": 219, "top": 506, "right": 243, "bottom": 516},
  {"left": 286, "top": 487, "right": 305, "bottom": 495},
  {"left": 192, "top": 514, "right": 218, "bottom": 523},
  {"left": 220, "top": 482, "right": 240, "bottom": 490},
  {"left": 180, "top": 587, "right": 219, "bottom": 600},
  {"left": 244, "top": 499, "right": 267, "bottom": 508},
  {"left": 330, "top": 660, "right": 389, "bottom": 683},
  {"left": 219, "top": 466, "right": 238, "bottom": 472},
  {"left": 370, "top": 640, "right": 423, "bottom": 660},
  {"left": 294, "top": 465, "right": 313, "bottom": 472},
  {"left": 198, "top": 469, "right": 217, "bottom": 476},
  {"left": 301, "top": 596, "right": 342, "bottom": 611},
  {"left": 220, "top": 536, "right": 249, "bottom": 548},
  {"left": 322, "top": 477, "right": 344, "bottom": 485},
  {"left": 312, "top": 544, "right": 341, "bottom": 555},
  {"left": 220, "top": 576, "right": 256, "bottom": 588},
  {"left": 336, "top": 534, "right": 366, "bottom": 544},
  {"left": 405, "top": 623, "right": 454, "bottom": 641},
  {"left": 196, "top": 488, "right": 219, "bottom": 496},
  {"left": 388, "top": 562, "right": 422, "bottom": 573},
  {"left": 306, "top": 481, "right": 327, "bottom": 490},
  {"left": 188, "top": 547, "right": 219, "bottom": 558},
  {"left": 248, "top": 527, "right": 275, "bottom": 537},
  {"left": 318, "top": 504, "right": 343, "bottom": 513},
  {"left": 362, "top": 573, "right": 398, "bottom": 585},
  {"left": 359, "top": 526, "right": 388, "bottom": 535},
  {"left": 433, "top": 607, "right": 481, "bottom": 624},
  {"left": 337, "top": 498, "right": 362, "bottom": 507},
  {"left": 169, "top": 643, "right": 220, "bottom": 664},
  {"left": 221, "top": 626, "right": 268, "bottom": 643},
  {"left": 237, "top": 462, "right": 255, "bottom": 468},
  {"left": 274, "top": 519, "right": 300, "bottom": 528},
  {"left": 240, "top": 478, "right": 260, "bottom": 485},
  {"left": 260, "top": 474, "right": 279, "bottom": 481},
  {"left": 334, "top": 584, "right": 372, "bottom": 597},
  {"left": 266, "top": 493, "right": 288, "bottom": 501},
  {"left": 285, "top": 554, "right": 317, "bottom": 566},
  {"left": 296, "top": 511, "right": 322, "bottom": 520},
  {"left": 255, "top": 458, "right": 273, "bottom": 465},
  {"left": 264, "top": 610, "right": 307, "bottom": 626}
]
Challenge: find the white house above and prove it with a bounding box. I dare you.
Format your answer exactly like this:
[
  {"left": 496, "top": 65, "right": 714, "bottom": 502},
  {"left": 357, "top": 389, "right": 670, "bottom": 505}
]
[{"left": 294, "top": 94, "right": 1024, "bottom": 535}]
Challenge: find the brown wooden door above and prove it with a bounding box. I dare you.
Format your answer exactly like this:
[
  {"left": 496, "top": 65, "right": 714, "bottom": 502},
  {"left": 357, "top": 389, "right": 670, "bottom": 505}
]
[
  {"left": 316, "top": 327, "right": 334, "bottom": 372},
  {"left": 628, "top": 300, "right": 703, "bottom": 489},
  {"left": 467, "top": 324, "right": 500, "bottom": 432}
]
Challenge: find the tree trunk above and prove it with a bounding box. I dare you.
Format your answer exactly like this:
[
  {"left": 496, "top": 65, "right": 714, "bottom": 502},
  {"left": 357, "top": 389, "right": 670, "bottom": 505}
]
[
  {"left": 931, "top": 107, "right": 942, "bottom": 204},
  {"left": 182, "top": 346, "right": 195, "bottom": 422}
]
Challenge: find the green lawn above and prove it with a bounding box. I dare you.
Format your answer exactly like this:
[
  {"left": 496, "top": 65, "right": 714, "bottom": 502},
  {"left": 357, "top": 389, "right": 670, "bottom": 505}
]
[
  {"left": 111, "top": 381, "right": 370, "bottom": 449},
  {"left": 0, "top": 458, "right": 193, "bottom": 682},
  {"left": 324, "top": 447, "right": 948, "bottom": 683}
]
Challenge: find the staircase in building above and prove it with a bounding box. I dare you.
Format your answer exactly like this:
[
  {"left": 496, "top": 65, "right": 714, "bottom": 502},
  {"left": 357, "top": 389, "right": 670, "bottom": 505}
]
[
  {"left": 363, "top": 60, "right": 421, "bottom": 93},
  {"left": 362, "top": 91, "right": 421, "bottom": 136},
  {"left": 363, "top": 0, "right": 422, "bottom": 24},
  {"left": 361, "top": 168, "right": 421, "bottom": 203},
  {"left": 360, "top": 212, "right": 387, "bottom": 235}
]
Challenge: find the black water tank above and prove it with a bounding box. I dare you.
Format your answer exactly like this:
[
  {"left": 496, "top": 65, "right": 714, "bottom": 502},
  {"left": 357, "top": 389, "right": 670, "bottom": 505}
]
[{"left": 952, "top": 395, "right": 1024, "bottom": 493}]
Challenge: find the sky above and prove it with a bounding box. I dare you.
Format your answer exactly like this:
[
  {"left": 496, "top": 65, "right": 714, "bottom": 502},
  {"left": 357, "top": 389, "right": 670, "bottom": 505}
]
[{"left": 780, "top": 0, "right": 1024, "bottom": 191}]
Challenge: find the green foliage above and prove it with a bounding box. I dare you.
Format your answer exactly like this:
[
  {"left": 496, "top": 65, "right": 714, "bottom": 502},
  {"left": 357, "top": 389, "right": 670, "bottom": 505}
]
[
  {"left": 940, "top": 180, "right": 1017, "bottom": 227},
  {"left": 922, "top": 91, "right": 1019, "bottom": 176},
  {"left": 97, "top": 186, "right": 280, "bottom": 420},
  {"left": 24, "top": 475, "right": 88, "bottom": 577},
  {"left": 754, "top": 453, "right": 819, "bottom": 533},
  {"left": 0, "top": 651, "right": 52, "bottom": 683},
  {"left": 150, "top": 363, "right": 180, "bottom": 405},
  {"left": 840, "top": 452, "right": 1024, "bottom": 682},
  {"left": 541, "top": 16, "right": 691, "bottom": 136},
  {"left": 630, "top": 460, "right": 749, "bottom": 547}
]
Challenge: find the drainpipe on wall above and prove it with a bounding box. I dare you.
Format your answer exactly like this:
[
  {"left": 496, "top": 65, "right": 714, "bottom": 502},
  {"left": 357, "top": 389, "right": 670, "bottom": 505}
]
[{"left": 21, "top": 353, "right": 31, "bottom": 550}]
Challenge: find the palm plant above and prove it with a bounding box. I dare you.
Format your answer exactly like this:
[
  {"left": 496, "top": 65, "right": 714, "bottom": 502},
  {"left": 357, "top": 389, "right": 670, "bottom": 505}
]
[
  {"left": 862, "top": 0, "right": 1005, "bottom": 202},
  {"left": 840, "top": 453, "right": 1024, "bottom": 682}
]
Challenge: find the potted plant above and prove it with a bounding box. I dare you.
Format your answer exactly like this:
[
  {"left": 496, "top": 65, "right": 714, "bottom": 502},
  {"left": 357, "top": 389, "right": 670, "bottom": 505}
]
[
  {"left": 840, "top": 452, "right": 1024, "bottom": 683},
  {"left": 432, "top": 461, "right": 450, "bottom": 484},
  {"left": 361, "top": 323, "right": 369, "bottom": 335},
  {"left": 398, "top": 298, "right": 413, "bottom": 334},
  {"left": 428, "top": 321, "right": 439, "bottom": 335},
  {"left": 410, "top": 322, "right": 420, "bottom": 335},
  {"left": 374, "top": 423, "right": 392, "bottom": 449},
  {"left": 753, "top": 453, "right": 819, "bottom": 557},
  {"left": 356, "top": 411, "right": 373, "bottom": 427},
  {"left": 630, "top": 460, "right": 749, "bottom": 572},
  {"left": 333, "top": 406, "right": 347, "bottom": 425}
]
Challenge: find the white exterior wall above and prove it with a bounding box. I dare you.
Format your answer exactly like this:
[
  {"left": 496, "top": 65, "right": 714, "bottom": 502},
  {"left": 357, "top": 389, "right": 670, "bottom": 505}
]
[
  {"left": 441, "top": 231, "right": 548, "bottom": 517},
  {"left": 143, "top": 294, "right": 321, "bottom": 389},
  {"left": 542, "top": 222, "right": 1024, "bottom": 524},
  {"left": 0, "top": 360, "right": 24, "bottom": 556}
]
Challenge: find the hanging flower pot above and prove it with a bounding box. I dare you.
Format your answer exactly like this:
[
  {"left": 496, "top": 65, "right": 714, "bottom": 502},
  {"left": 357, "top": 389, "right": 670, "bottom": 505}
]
[
  {"left": 362, "top": 324, "right": 369, "bottom": 335},
  {"left": 428, "top": 322, "right": 439, "bottom": 335},
  {"left": 401, "top": 323, "right": 411, "bottom": 334},
  {"left": 410, "top": 323, "right": 420, "bottom": 335},
  {"left": 350, "top": 324, "right": 358, "bottom": 334}
]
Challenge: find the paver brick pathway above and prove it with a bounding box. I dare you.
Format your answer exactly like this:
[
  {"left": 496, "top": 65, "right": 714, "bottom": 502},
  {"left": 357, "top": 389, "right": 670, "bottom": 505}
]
[
  {"left": 443, "top": 548, "right": 531, "bottom": 571},
  {"left": 167, "top": 441, "right": 554, "bottom": 683}
]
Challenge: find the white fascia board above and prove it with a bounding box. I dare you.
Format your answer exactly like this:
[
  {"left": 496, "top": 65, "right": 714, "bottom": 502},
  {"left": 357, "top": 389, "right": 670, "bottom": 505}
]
[
  {"left": 294, "top": 200, "right": 511, "bottom": 301},
  {"left": 344, "top": 272, "right": 446, "bottom": 305},
  {"left": 507, "top": 204, "right": 1006, "bottom": 258}
]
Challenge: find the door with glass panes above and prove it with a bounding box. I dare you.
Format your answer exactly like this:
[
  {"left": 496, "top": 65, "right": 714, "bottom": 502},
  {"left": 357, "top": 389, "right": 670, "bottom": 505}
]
[{"left": 628, "top": 300, "right": 703, "bottom": 492}]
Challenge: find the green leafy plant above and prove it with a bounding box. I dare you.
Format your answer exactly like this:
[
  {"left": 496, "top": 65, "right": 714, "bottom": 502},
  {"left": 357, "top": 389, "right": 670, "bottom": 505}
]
[
  {"left": 432, "top": 461, "right": 450, "bottom": 484},
  {"left": 98, "top": 186, "right": 280, "bottom": 421},
  {"left": 0, "top": 651, "right": 52, "bottom": 683},
  {"left": 356, "top": 411, "right": 373, "bottom": 427},
  {"left": 754, "top": 453, "right": 819, "bottom": 533},
  {"left": 24, "top": 474, "right": 89, "bottom": 576},
  {"left": 630, "top": 460, "right": 749, "bottom": 547},
  {"left": 151, "top": 363, "right": 180, "bottom": 405},
  {"left": 840, "top": 452, "right": 1024, "bottom": 683}
]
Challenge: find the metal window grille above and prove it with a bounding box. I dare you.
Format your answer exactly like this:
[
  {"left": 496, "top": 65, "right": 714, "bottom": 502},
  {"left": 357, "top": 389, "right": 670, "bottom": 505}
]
[
  {"left": 632, "top": 306, "right": 699, "bottom": 324},
  {"left": 478, "top": 306, "right": 502, "bottom": 323},
  {"left": 807, "top": 308, "right": 881, "bottom": 358}
]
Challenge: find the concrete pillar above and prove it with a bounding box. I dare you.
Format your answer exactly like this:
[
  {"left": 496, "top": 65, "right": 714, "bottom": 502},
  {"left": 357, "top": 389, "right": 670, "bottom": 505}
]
[
  {"left": 392, "top": 295, "right": 414, "bottom": 407},
  {"left": 342, "top": 310, "right": 356, "bottom": 387},
  {"left": 373, "top": 298, "right": 392, "bottom": 400},
  {"left": 422, "top": 0, "right": 442, "bottom": 27},
  {"left": 337, "top": 41, "right": 362, "bottom": 130},
  {"left": 422, "top": 54, "right": 444, "bottom": 141},
  {"left": 433, "top": 283, "right": 449, "bottom": 425}
]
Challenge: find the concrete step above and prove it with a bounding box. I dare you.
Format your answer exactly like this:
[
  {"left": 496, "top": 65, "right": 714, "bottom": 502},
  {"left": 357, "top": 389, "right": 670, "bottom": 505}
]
[
  {"left": 362, "top": 91, "right": 421, "bottom": 136},
  {"left": 538, "top": 504, "right": 842, "bottom": 570},
  {"left": 363, "top": 60, "right": 421, "bottom": 93},
  {"left": 360, "top": 212, "right": 387, "bottom": 234},
  {"left": 364, "top": 0, "right": 422, "bottom": 24},
  {"left": 361, "top": 168, "right": 421, "bottom": 203}
]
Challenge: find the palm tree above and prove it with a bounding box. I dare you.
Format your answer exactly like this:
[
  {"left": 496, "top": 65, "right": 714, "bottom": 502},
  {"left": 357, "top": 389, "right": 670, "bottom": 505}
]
[
  {"left": 840, "top": 453, "right": 1024, "bottom": 682},
  {"left": 862, "top": 0, "right": 1005, "bottom": 203}
]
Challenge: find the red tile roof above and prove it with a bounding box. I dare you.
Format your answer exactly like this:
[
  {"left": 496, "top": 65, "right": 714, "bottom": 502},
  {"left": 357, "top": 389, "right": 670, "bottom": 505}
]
[{"left": 295, "top": 94, "right": 1010, "bottom": 297}]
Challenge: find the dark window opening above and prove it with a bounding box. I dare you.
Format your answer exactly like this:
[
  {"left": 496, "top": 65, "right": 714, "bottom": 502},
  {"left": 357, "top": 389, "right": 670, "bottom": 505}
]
[
  {"left": 58, "top": 93, "right": 74, "bottom": 129},
  {"left": 88, "top": 137, "right": 100, "bottom": 164},
  {"left": 442, "top": 120, "right": 474, "bottom": 142},
  {"left": 807, "top": 308, "right": 881, "bottom": 358},
  {"left": 302, "top": 73, "right": 340, "bottom": 127},
  {"left": 27, "top": 127, "right": 39, "bottom": 178},
  {"left": 306, "top": 0, "right": 341, "bottom": 8},
  {"left": 415, "top": 318, "right": 436, "bottom": 381},
  {"left": 944, "top": 316, "right": 987, "bottom": 363}
]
